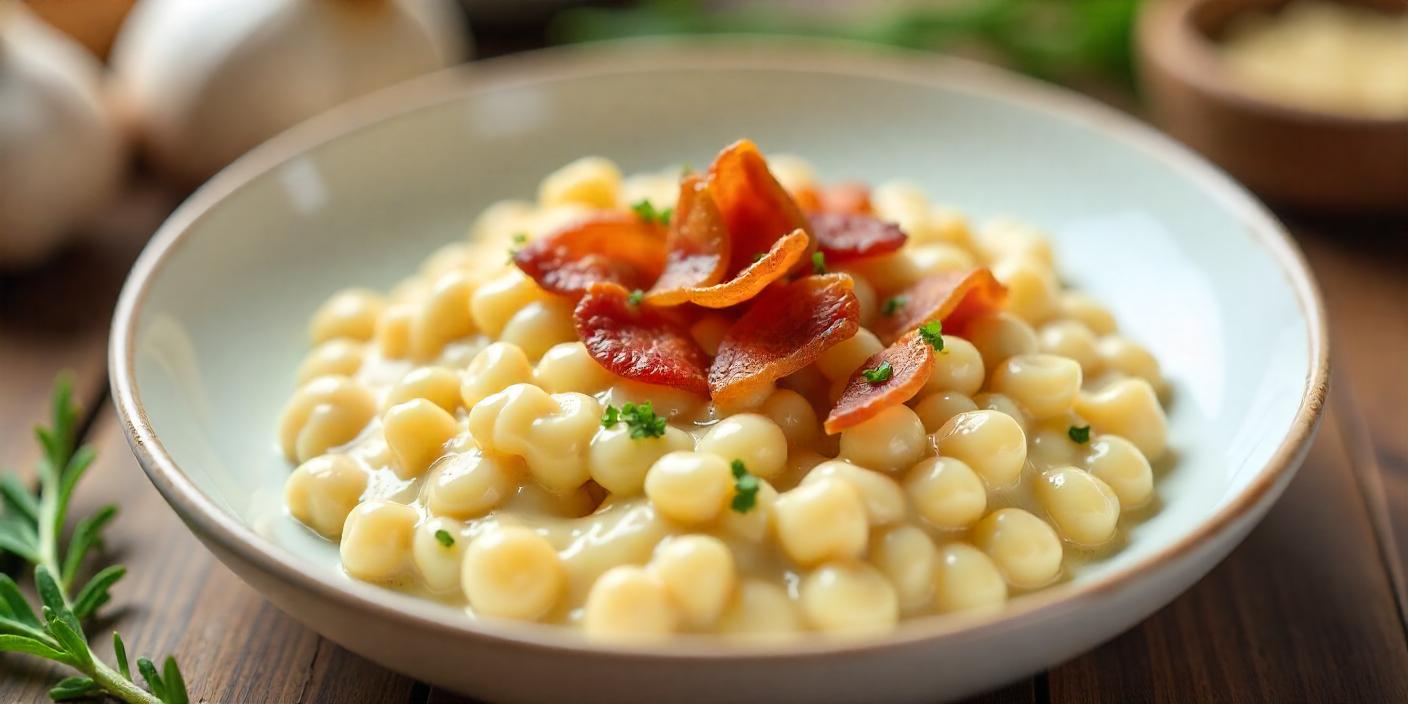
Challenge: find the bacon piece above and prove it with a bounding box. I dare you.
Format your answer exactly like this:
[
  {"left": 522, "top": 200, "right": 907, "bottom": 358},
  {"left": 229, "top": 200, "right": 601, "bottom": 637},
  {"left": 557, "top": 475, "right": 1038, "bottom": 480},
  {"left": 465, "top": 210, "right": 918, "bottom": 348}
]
[
  {"left": 871, "top": 268, "right": 1007, "bottom": 344},
  {"left": 707, "top": 140, "right": 813, "bottom": 276},
  {"left": 792, "top": 186, "right": 821, "bottom": 213},
  {"left": 709, "top": 274, "right": 860, "bottom": 406},
  {"left": 514, "top": 213, "right": 666, "bottom": 297},
  {"left": 810, "top": 212, "right": 907, "bottom": 263},
  {"left": 574, "top": 282, "right": 710, "bottom": 396},
  {"left": 816, "top": 182, "right": 873, "bottom": 215},
  {"left": 649, "top": 173, "right": 730, "bottom": 295},
  {"left": 824, "top": 332, "right": 936, "bottom": 434},
  {"left": 794, "top": 182, "right": 872, "bottom": 215},
  {"left": 646, "top": 229, "right": 808, "bottom": 308}
]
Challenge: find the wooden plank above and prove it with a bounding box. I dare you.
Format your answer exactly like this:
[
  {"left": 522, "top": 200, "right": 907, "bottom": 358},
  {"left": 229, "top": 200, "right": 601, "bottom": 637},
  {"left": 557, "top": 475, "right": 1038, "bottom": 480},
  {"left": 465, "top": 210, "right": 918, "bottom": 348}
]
[
  {"left": 1295, "top": 227, "right": 1408, "bottom": 626},
  {"left": 426, "top": 677, "right": 1037, "bottom": 704},
  {"left": 0, "top": 185, "right": 175, "bottom": 695},
  {"left": 0, "top": 411, "right": 425, "bottom": 702},
  {"left": 0, "top": 181, "right": 175, "bottom": 459},
  {"left": 1046, "top": 403, "right": 1408, "bottom": 703}
]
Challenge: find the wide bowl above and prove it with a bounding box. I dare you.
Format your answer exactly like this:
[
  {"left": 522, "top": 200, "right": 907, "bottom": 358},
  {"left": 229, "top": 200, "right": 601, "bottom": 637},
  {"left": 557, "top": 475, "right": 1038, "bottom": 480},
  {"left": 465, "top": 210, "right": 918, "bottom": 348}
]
[
  {"left": 110, "top": 40, "right": 1328, "bottom": 703},
  {"left": 1138, "top": 0, "right": 1408, "bottom": 212}
]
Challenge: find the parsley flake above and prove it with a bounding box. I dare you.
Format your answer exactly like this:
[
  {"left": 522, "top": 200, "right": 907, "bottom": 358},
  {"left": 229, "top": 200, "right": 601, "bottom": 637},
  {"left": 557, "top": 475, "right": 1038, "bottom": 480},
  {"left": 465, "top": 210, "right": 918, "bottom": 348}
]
[
  {"left": 730, "top": 459, "right": 760, "bottom": 513},
  {"left": 602, "top": 402, "right": 667, "bottom": 439},
  {"left": 861, "top": 361, "right": 893, "bottom": 384},
  {"left": 434, "top": 529, "right": 455, "bottom": 548},
  {"left": 883, "top": 295, "right": 908, "bottom": 317},
  {"left": 811, "top": 251, "right": 827, "bottom": 274},
  {"left": 1068, "top": 425, "right": 1092, "bottom": 444},
  {"left": 507, "top": 232, "right": 529, "bottom": 261},
  {"left": 627, "top": 289, "right": 644, "bottom": 306},
  {"left": 919, "top": 320, "right": 944, "bottom": 352},
  {"left": 631, "top": 199, "right": 672, "bottom": 226}
]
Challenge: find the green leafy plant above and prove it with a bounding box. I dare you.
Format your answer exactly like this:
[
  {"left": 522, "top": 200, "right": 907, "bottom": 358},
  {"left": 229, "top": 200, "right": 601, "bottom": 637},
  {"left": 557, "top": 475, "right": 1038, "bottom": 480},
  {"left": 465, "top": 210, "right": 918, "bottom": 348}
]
[
  {"left": 552, "top": 0, "right": 1140, "bottom": 89},
  {"left": 0, "top": 378, "right": 189, "bottom": 704}
]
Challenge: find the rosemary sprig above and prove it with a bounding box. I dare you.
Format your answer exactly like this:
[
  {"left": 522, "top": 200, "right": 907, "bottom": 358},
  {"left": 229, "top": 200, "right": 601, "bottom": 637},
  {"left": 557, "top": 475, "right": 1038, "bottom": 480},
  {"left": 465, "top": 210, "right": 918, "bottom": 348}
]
[{"left": 0, "top": 377, "right": 189, "bottom": 704}]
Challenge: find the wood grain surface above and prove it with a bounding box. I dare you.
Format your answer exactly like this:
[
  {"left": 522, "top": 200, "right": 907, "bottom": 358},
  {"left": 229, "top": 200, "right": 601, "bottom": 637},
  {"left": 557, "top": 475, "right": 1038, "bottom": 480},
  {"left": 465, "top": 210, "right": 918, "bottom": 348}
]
[{"left": 1, "top": 190, "right": 1405, "bottom": 702}]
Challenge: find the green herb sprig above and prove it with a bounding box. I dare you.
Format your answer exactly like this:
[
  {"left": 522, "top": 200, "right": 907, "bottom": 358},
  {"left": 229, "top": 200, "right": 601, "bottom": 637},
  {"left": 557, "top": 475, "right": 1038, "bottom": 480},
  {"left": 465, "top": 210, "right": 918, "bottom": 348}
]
[
  {"left": 631, "top": 199, "right": 673, "bottom": 226},
  {"left": 811, "top": 251, "right": 827, "bottom": 275},
  {"left": 882, "top": 296, "right": 908, "bottom": 317},
  {"left": 861, "top": 361, "right": 893, "bottom": 384},
  {"left": 1068, "top": 425, "right": 1092, "bottom": 444},
  {"left": 730, "top": 460, "right": 759, "bottom": 514},
  {"left": 919, "top": 320, "right": 945, "bottom": 352},
  {"left": 601, "top": 402, "right": 668, "bottom": 439},
  {"left": 507, "top": 232, "right": 529, "bottom": 262},
  {"left": 0, "top": 378, "right": 189, "bottom": 704}
]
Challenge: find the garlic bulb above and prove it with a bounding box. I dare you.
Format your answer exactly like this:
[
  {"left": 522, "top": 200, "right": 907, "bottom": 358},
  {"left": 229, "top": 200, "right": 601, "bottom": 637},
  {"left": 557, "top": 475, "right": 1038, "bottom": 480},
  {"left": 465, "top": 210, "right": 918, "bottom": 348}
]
[
  {"left": 0, "top": 6, "right": 125, "bottom": 268},
  {"left": 110, "top": 0, "right": 468, "bottom": 185}
]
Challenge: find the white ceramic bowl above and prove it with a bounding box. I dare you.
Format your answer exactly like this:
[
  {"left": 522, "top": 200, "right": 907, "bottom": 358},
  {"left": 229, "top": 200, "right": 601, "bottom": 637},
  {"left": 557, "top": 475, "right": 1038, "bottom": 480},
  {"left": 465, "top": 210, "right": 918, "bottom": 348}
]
[{"left": 111, "top": 40, "right": 1328, "bottom": 703}]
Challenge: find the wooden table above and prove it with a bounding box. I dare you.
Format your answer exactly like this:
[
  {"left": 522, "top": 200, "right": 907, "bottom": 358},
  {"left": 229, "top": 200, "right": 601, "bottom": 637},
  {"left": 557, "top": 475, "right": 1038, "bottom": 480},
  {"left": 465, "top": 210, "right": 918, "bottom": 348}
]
[{"left": 2, "top": 176, "right": 1405, "bottom": 702}]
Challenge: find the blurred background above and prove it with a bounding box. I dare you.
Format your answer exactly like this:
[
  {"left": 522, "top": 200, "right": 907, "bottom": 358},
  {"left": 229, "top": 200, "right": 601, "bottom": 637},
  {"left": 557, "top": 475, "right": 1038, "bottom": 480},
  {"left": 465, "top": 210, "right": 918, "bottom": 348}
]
[{"left": 2, "top": 0, "right": 1405, "bottom": 276}]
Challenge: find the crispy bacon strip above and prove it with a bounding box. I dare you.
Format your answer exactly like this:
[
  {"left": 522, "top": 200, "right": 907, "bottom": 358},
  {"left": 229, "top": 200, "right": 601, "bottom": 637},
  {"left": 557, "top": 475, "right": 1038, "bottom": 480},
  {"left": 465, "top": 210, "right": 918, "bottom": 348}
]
[
  {"left": 707, "top": 140, "right": 813, "bottom": 276},
  {"left": 817, "top": 182, "right": 873, "bottom": 215},
  {"left": 709, "top": 274, "right": 860, "bottom": 407},
  {"left": 794, "top": 182, "right": 872, "bottom": 215},
  {"left": 871, "top": 268, "right": 1007, "bottom": 344},
  {"left": 645, "top": 229, "right": 808, "bottom": 308},
  {"left": 824, "top": 332, "right": 936, "bottom": 434},
  {"left": 792, "top": 186, "right": 821, "bottom": 213},
  {"left": 513, "top": 213, "right": 666, "bottom": 297},
  {"left": 648, "top": 173, "right": 729, "bottom": 295},
  {"left": 574, "top": 282, "right": 710, "bottom": 396},
  {"left": 810, "top": 212, "right": 907, "bottom": 263}
]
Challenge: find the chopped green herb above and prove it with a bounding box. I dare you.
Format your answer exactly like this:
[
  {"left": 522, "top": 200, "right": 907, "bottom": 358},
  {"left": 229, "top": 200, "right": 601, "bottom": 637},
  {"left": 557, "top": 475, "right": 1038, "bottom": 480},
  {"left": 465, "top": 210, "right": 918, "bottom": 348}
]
[
  {"left": 861, "top": 361, "right": 893, "bottom": 384},
  {"left": 1068, "top": 425, "right": 1092, "bottom": 444},
  {"left": 730, "top": 459, "right": 760, "bottom": 513},
  {"left": 623, "top": 402, "right": 667, "bottom": 438},
  {"left": 752, "top": 252, "right": 767, "bottom": 263},
  {"left": 434, "top": 529, "right": 455, "bottom": 548},
  {"left": 882, "top": 296, "right": 908, "bottom": 317},
  {"left": 811, "top": 251, "right": 827, "bottom": 274},
  {"left": 602, "top": 402, "right": 667, "bottom": 439},
  {"left": 918, "top": 320, "right": 944, "bottom": 352},
  {"left": 507, "top": 232, "right": 529, "bottom": 261},
  {"left": 631, "top": 199, "right": 672, "bottom": 226},
  {"left": 627, "top": 289, "right": 644, "bottom": 306}
]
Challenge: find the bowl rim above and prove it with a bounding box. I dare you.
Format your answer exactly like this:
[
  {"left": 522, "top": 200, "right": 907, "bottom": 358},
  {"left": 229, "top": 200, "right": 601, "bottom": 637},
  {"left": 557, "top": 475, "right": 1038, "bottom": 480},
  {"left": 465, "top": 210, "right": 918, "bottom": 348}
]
[
  {"left": 109, "top": 37, "right": 1330, "bottom": 660},
  {"left": 1137, "top": 0, "right": 1408, "bottom": 128}
]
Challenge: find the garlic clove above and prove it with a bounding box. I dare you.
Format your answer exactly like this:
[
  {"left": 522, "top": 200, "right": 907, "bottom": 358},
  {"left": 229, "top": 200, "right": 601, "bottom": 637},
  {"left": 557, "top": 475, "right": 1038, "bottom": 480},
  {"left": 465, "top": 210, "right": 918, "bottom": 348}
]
[
  {"left": 0, "top": 7, "right": 126, "bottom": 268},
  {"left": 109, "top": 0, "right": 469, "bottom": 185}
]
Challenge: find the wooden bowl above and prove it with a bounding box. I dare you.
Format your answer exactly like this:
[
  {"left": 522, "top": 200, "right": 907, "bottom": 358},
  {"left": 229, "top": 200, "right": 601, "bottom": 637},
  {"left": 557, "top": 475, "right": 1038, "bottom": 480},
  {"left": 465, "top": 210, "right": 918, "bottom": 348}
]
[{"left": 1137, "top": 0, "right": 1408, "bottom": 212}]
